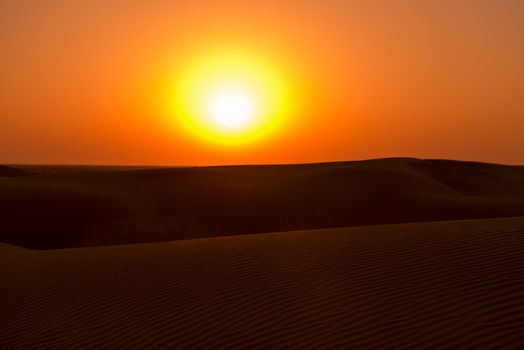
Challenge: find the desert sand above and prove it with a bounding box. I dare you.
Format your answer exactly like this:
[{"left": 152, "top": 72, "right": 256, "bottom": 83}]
[
  {"left": 2, "top": 158, "right": 524, "bottom": 249},
  {"left": 2, "top": 216, "right": 524, "bottom": 348},
  {"left": 2, "top": 158, "right": 524, "bottom": 348}
]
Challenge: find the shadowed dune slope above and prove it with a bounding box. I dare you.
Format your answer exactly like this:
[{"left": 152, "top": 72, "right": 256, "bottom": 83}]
[
  {"left": 0, "top": 243, "right": 27, "bottom": 253},
  {"left": 0, "top": 165, "right": 31, "bottom": 177},
  {"left": 1, "top": 158, "right": 524, "bottom": 249},
  {"left": 2, "top": 217, "right": 524, "bottom": 349}
]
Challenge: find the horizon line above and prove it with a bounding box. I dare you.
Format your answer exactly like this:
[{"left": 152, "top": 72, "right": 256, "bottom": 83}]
[{"left": 3, "top": 157, "right": 522, "bottom": 168}]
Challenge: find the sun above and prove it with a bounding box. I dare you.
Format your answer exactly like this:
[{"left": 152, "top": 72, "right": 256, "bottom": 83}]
[
  {"left": 168, "top": 50, "right": 292, "bottom": 145},
  {"left": 207, "top": 89, "right": 255, "bottom": 130}
]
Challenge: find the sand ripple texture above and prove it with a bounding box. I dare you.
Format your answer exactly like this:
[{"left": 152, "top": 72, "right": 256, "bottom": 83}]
[{"left": 2, "top": 216, "right": 524, "bottom": 349}]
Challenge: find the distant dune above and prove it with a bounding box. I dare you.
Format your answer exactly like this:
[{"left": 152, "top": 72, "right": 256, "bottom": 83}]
[
  {"left": 1, "top": 158, "right": 524, "bottom": 249},
  {"left": 0, "top": 165, "right": 31, "bottom": 177},
  {"left": 2, "top": 217, "right": 524, "bottom": 348}
]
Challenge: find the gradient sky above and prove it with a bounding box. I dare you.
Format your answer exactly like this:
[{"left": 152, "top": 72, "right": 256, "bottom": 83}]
[{"left": 1, "top": 0, "right": 523, "bottom": 165}]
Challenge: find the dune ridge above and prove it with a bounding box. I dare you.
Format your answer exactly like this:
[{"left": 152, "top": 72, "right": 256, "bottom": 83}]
[
  {"left": 0, "top": 165, "right": 30, "bottom": 177},
  {"left": 2, "top": 216, "right": 524, "bottom": 348},
  {"left": 2, "top": 158, "right": 524, "bottom": 249}
]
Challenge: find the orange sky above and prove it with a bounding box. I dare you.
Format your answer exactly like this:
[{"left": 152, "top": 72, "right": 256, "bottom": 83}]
[{"left": 1, "top": 0, "right": 523, "bottom": 165}]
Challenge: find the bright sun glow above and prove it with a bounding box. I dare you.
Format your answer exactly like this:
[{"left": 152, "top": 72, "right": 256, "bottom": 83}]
[
  {"left": 167, "top": 50, "right": 292, "bottom": 145},
  {"left": 207, "top": 89, "right": 255, "bottom": 130}
]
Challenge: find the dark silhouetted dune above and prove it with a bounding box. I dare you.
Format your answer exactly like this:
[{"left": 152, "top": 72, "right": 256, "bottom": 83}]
[
  {"left": 1, "top": 158, "right": 524, "bottom": 249},
  {"left": 2, "top": 217, "right": 524, "bottom": 348},
  {"left": 0, "top": 165, "right": 31, "bottom": 177}
]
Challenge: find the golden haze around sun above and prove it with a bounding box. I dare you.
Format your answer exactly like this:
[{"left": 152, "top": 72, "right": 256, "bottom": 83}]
[{"left": 168, "top": 50, "right": 293, "bottom": 145}]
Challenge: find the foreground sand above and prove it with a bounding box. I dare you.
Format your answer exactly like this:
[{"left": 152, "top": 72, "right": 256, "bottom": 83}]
[{"left": 2, "top": 216, "right": 524, "bottom": 348}]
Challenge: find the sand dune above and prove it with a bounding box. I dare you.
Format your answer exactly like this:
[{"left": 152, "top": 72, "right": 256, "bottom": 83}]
[
  {"left": 2, "top": 158, "right": 524, "bottom": 249},
  {"left": 0, "top": 165, "right": 30, "bottom": 177},
  {"left": 0, "top": 243, "right": 27, "bottom": 253},
  {"left": 2, "top": 216, "right": 524, "bottom": 348}
]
